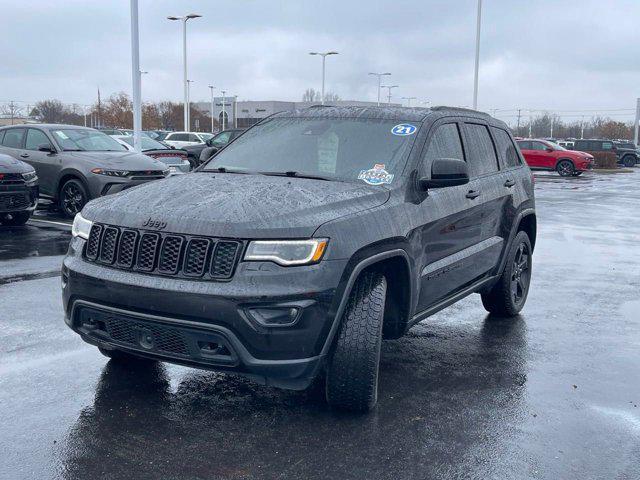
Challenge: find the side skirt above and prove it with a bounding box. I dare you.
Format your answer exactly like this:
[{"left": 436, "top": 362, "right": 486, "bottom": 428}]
[{"left": 407, "top": 274, "right": 499, "bottom": 329}]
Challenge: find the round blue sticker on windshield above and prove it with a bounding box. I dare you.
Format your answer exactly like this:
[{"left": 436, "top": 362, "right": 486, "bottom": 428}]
[{"left": 391, "top": 123, "right": 417, "bottom": 136}]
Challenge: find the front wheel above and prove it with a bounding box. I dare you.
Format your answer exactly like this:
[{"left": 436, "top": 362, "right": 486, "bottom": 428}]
[
  {"left": 1, "top": 211, "right": 31, "bottom": 226},
  {"left": 481, "top": 231, "right": 532, "bottom": 316},
  {"left": 556, "top": 160, "right": 575, "bottom": 177},
  {"left": 59, "top": 179, "right": 88, "bottom": 218},
  {"left": 623, "top": 156, "right": 636, "bottom": 168},
  {"left": 325, "top": 272, "right": 386, "bottom": 412}
]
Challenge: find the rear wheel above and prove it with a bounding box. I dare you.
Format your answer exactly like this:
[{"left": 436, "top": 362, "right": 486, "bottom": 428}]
[
  {"left": 1, "top": 211, "right": 31, "bottom": 226},
  {"left": 325, "top": 272, "right": 386, "bottom": 412},
  {"left": 59, "top": 178, "right": 88, "bottom": 218},
  {"left": 556, "top": 160, "right": 575, "bottom": 177},
  {"left": 481, "top": 231, "right": 532, "bottom": 316}
]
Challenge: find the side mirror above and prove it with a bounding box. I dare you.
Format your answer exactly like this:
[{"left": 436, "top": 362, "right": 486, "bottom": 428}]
[
  {"left": 206, "top": 138, "right": 214, "bottom": 147},
  {"left": 38, "top": 144, "right": 55, "bottom": 153},
  {"left": 419, "top": 158, "right": 469, "bottom": 190},
  {"left": 546, "top": 147, "right": 554, "bottom": 152}
]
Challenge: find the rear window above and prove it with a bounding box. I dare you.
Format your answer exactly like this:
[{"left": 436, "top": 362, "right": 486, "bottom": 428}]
[
  {"left": 464, "top": 123, "right": 499, "bottom": 177},
  {"left": 1, "top": 129, "right": 25, "bottom": 148},
  {"left": 492, "top": 128, "right": 521, "bottom": 168}
]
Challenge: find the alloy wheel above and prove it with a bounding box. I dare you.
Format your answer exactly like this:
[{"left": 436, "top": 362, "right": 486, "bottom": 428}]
[
  {"left": 62, "top": 184, "right": 84, "bottom": 216},
  {"left": 511, "top": 242, "right": 530, "bottom": 306}
]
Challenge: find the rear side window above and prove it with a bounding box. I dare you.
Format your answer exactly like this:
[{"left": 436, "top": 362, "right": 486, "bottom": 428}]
[
  {"left": 464, "top": 123, "right": 499, "bottom": 177},
  {"left": 25, "top": 129, "right": 51, "bottom": 150},
  {"left": 422, "top": 123, "right": 465, "bottom": 172},
  {"left": 530, "top": 141, "right": 547, "bottom": 151},
  {"left": 168, "top": 133, "right": 188, "bottom": 141},
  {"left": 189, "top": 134, "right": 200, "bottom": 142},
  {"left": 517, "top": 141, "right": 531, "bottom": 150},
  {"left": 492, "top": 128, "right": 521, "bottom": 168},
  {"left": 1, "top": 129, "right": 25, "bottom": 148}
]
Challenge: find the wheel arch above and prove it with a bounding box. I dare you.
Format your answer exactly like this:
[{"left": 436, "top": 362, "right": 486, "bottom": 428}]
[
  {"left": 320, "top": 248, "right": 413, "bottom": 355},
  {"left": 56, "top": 169, "right": 89, "bottom": 200}
]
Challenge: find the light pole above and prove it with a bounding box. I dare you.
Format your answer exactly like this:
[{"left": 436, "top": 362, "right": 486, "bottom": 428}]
[
  {"left": 472, "top": 0, "right": 482, "bottom": 110},
  {"left": 309, "top": 51, "right": 339, "bottom": 105},
  {"left": 401, "top": 96, "right": 417, "bottom": 107},
  {"left": 381, "top": 85, "right": 398, "bottom": 105},
  {"left": 368, "top": 72, "right": 391, "bottom": 106},
  {"left": 167, "top": 13, "right": 201, "bottom": 132},
  {"left": 220, "top": 89, "right": 227, "bottom": 130},
  {"left": 634, "top": 98, "right": 640, "bottom": 146},
  {"left": 208, "top": 85, "right": 216, "bottom": 133},
  {"left": 130, "top": 0, "right": 142, "bottom": 152},
  {"left": 186, "top": 80, "right": 194, "bottom": 130}
]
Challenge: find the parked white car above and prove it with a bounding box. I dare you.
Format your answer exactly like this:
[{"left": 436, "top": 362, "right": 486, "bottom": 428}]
[{"left": 163, "top": 131, "right": 214, "bottom": 148}]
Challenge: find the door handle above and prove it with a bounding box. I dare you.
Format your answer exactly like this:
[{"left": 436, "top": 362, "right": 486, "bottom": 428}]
[
  {"left": 20, "top": 153, "right": 29, "bottom": 158},
  {"left": 504, "top": 179, "right": 515, "bottom": 187},
  {"left": 466, "top": 190, "right": 480, "bottom": 199}
]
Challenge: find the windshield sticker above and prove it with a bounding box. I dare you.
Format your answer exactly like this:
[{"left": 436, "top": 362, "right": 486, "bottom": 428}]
[
  {"left": 391, "top": 124, "right": 417, "bottom": 136},
  {"left": 358, "top": 163, "right": 394, "bottom": 185},
  {"left": 55, "top": 131, "right": 69, "bottom": 139}
]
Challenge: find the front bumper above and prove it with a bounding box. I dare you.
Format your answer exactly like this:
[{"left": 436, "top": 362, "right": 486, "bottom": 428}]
[
  {"left": 90, "top": 175, "right": 167, "bottom": 197},
  {"left": 62, "top": 237, "right": 349, "bottom": 389},
  {"left": 0, "top": 184, "right": 38, "bottom": 213}
]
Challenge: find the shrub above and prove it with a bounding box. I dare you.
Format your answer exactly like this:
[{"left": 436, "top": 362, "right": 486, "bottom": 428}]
[{"left": 586, "top": 151, "right": 618, "bottom": 169}]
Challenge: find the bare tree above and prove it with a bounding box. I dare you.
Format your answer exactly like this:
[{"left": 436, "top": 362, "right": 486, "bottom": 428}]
[
  {"left": 324, "top": 92, "right": 341, "bottom": 102},
  {"left": 302, "top": 88, "right": 320, "bottom": 102},
  {"left": 32, "top": 99, "right": 66, "bottom": 123}
]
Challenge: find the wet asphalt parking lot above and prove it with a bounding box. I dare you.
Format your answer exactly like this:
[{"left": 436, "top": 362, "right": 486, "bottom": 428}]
[{"left": 1, "top": 171, "right": 640, "bottom": 480}]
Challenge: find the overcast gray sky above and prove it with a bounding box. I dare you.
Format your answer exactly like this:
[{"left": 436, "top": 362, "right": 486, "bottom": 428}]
[{"left": 1, "top": 0, "right": 639, "bottom": 123}]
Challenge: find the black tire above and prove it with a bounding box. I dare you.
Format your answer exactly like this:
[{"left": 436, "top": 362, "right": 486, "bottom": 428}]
[
  {"left": 481, "top": 231, "right": 532, "bottom": 316},
  {"left": 623, "top": 156, "right": 636, "bottom": 168},
  {"left": 1, "top": 211, "right": 31, "bottom": 226},
  {"left": 98, "top": 346, "right": 155, "bottom": 363},
  {"left": 59, "top": 178, "right": 88, "bottom": 218},
  {"left": 556, "top": 160, "right": 575, "bottom": 177},
  {"left": 572, "top": 171, "right": 583, "bottom": 177},
  {"left": 325, "top": 272, "right": 386, "bottom": 412}
]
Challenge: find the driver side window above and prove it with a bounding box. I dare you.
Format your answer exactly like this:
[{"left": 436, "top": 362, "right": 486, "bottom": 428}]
[{"left": 421, "top": 123, "right": 465, "bottom": 176}]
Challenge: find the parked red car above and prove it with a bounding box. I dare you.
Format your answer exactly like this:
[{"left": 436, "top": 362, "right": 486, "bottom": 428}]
[{"left": 516, "top": 139, "right": 594, "bottom": 176}]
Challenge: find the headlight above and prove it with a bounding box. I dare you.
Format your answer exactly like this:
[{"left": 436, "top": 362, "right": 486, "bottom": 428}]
[
  {"left": 244, "top": 239, "right": 328, "bottom": 266},
  {"left": 90, "top": 168, "right": 130, "bottom": 177},
  {"left": 22, "top": 170, "right": 38, "bottom": 183},
  {"left": 71, "top": 213, "right": 93, "bottom": 240}
]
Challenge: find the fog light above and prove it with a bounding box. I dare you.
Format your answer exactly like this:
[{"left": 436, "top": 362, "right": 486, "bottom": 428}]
[{"left": 247, "top": 307, "right": 300, "bottom": 327}]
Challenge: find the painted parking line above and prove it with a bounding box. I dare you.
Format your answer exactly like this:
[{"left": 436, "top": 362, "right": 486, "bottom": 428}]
[{"left": 28, "top": 218, "right": 72, "bottom": 229}]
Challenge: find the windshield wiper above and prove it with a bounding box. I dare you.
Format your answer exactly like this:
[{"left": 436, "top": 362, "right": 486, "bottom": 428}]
[
  {"left": 202, "top": 166, "right": 259, "bottom": 175},
  {"left": 260, "top": 171, "right": 333, "bottom": 181},
  {"left": 63, "top": 148, "right": 84, "bottom": 151}
]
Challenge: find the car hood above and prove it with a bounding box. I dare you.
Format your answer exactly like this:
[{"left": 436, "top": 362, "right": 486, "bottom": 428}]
[
  {"left": 83, "top": 172, "right": 390, "bottom": 238},
  {"left": 567, "top": 150, "right": 593, "bottom": 159},
  {"left": 66, "top": 151, "right": 167, "bottom": 170},
  {"left": 0, "top": 154, "right": 33, "bottom": 173}
]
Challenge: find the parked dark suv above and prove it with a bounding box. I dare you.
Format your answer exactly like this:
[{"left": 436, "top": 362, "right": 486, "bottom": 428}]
[
  {"left": 0, "top": 153, "right": 39, "bottom": 225},
  {"left": 62, "top": 106, "right": 536, "bottom": 411},
  {"left": 571, "top": 139, "right": 638, "bottom": 167},
  {"left": 0, "top": 125, "right": 170, "bottom": 218}
]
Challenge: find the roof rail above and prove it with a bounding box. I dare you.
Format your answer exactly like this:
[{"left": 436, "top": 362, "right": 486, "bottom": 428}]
[{"left": 430, "top": 106, "right": 490, "bottom": 116}]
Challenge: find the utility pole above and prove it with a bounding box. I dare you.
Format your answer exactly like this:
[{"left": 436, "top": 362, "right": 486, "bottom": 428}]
[
  {"left": 208, "top": 85, "right": 215, "bottom": 133},
  {"left": 401, "top": 96, "right": 417, "bottom": 107},
  {"left": 472, "top": 0, "right": 482, "bottom": 109},
  {"left": 528, "top": 110, "right": 532, "bottom": 138},
  {"left": 130, "top": 0, "right": 142, "bottom": 152},
  {"left": 233, "top": 95, "right": 238, "bottom": 128},
  {"left": 516, "top": 109, "right": 521, "bottom": 136},
  {"left": 580, "top": 116, "right": 585, "bottom": 139},
  {"left": 97, "top": 88, "right": 102, "bottom": 128},
  {"left": 550, "top": 116, "right": 554, "bottom": 138},
  {"left": 634, "top": 98, "right": 640, "bottom": 146},
  {"left": 221, "top": 90, "right": 227, "bottom": 130},
  {"left": 309, "top": 51, "right": 339, "bottom": 105}
]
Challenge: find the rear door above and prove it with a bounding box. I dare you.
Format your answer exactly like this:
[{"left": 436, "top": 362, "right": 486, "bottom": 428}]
[
  {"left": 0, "top": 127, "right": 27, "bottom": 161},
  {"left": 528, "top": 140, "right": 552, "bottom": 168},
  {"left": 23, "top": 128, "right": 59, "bottom": 196}
]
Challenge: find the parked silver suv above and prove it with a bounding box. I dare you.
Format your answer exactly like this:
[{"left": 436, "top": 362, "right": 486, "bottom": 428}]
[{"left": 0, "top": 125, "right": 169, "bottom": 217}]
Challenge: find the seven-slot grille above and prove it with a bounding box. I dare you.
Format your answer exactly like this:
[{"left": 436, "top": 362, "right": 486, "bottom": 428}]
[{"left": 84, "top": 224, "right": 242, "bottom": 280}]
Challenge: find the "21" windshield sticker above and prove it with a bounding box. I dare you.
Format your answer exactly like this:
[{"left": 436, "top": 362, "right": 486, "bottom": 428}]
[{"left": 391, "top": 123, "right": 417, "bottom": 136}]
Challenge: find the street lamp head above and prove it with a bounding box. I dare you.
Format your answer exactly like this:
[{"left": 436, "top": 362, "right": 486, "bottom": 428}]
[
  {"left": 309, "top": 52, "right": 318, "bottom": 56},
  {"left": 208, "top": 85, "right": 215, "bottom": 89},
  {"left": 326, "top": 51, "right": 339, "bottom": 56},
  {"left": 186, "top": 13, "right": 202, "bottom": 19},
  {"left": 167, "top": 16, "right": 180, "bottom": 20}
]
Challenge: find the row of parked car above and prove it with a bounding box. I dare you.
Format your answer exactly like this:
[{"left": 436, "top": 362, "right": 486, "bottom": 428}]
[
  {"left": 516, "top": 138, "right": 639, "bottom": 176},
  {"left": 0, "top": 124, "right": 241, "bottom": 224}
]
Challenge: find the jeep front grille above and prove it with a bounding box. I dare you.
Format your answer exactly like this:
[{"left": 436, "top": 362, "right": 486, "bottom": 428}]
[{"left": 83, "top": 224, "right": 243, "bottom": 280}]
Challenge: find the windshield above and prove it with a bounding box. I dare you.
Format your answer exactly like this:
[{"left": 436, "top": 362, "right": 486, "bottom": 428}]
[
  {"left": 202, "top": 117, "right": 419, "bottom": 184},
  {"left": 51, "top": 129, "right": 127, "bottom": 152},
  {"left": 120, "top": 136, "right": 168, "bottom": 151},
  {"left": 200, "top": 133, "right": 214, "bottom": 141}
]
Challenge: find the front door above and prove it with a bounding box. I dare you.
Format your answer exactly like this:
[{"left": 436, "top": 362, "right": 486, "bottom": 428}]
[{"left": 22, "top": 128, "right": 60, "bottom": 197}]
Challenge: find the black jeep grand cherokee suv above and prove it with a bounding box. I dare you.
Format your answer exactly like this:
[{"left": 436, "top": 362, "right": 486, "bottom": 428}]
[{"left": 63, "top": 106, "right": 536, "bottom": 411}]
